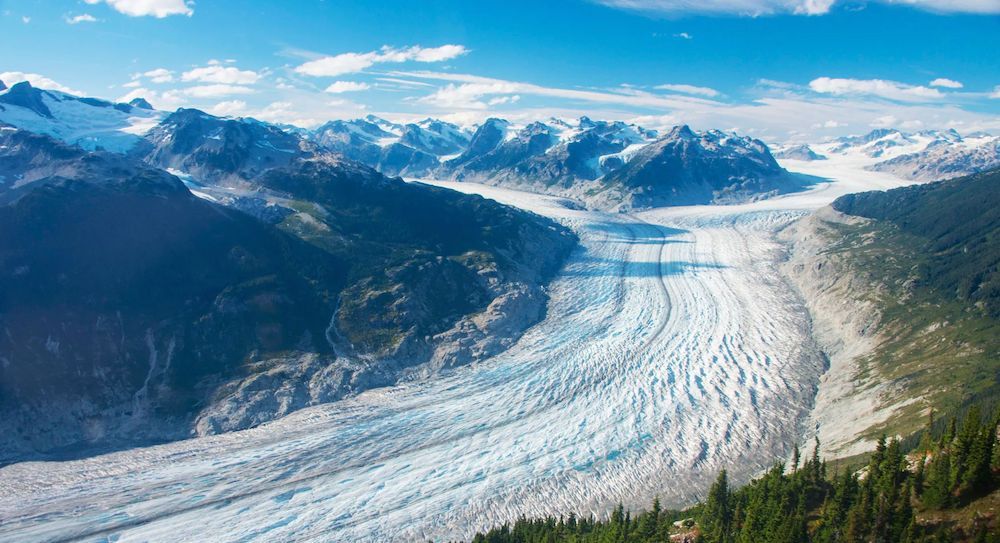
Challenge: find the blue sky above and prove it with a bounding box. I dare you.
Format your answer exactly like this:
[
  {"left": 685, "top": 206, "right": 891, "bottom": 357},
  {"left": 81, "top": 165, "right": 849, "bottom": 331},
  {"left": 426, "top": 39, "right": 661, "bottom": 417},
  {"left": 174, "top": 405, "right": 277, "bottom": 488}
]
[{"left": 1, "top": 0, "right": 998, "bottom": 139}]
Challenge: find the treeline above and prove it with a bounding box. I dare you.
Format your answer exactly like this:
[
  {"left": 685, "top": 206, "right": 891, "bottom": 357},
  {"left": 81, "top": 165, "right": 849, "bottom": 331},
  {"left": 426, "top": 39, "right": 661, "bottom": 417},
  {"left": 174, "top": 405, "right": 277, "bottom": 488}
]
[{"left": 468, "top": 408, "right": 999, "bottom": 543}]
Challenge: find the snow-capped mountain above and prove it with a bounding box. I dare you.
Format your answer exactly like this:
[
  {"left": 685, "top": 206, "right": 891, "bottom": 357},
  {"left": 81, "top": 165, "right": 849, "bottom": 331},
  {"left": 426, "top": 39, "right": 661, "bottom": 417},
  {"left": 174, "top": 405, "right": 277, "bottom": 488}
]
[
  {"left": 817, "top": 128, "right": 999, "bottom": 181},
  {"left": 441, "top": 117, "right": 658, "bottom": 190},
  {"left": 305, "top": 115, "right": 795, "bottom": 208},
  {"left": 137, "top": 108, "right": 322, "bottom": 185},
  {"left": 0, "top": 80, "right": 163, "bottom": 152},
  {"left": 600, "top": 125, "right": 800, "bottom": 208},
  {"left": 308, "top": 115, "right": 467, "bottom": 177},
  {"left": 867, "top": 133, "right": 999, "bottom": 181},
  {"left": 773, "top": 144, "right": 826, "bottom": 161}
]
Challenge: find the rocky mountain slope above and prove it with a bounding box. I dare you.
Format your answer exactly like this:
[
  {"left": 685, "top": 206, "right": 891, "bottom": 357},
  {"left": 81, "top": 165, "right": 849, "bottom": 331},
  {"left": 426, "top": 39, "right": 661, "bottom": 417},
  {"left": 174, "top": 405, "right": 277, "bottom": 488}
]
[
  {"left": 780, "top": 168, "right": 1000, "bottom": 458},
  {"left": 0, "top": 120, "right": 576, "bottom": 462},
  {"left": 600, "top": 125, "right": 800, "bottom": 208}
]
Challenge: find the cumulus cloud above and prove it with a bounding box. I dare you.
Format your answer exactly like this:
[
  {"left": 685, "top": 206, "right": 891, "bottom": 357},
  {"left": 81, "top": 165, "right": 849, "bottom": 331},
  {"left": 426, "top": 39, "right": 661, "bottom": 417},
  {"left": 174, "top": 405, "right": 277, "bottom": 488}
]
[
  {"left": 674, "top": 32, "right": 693, "bottom": 39},
  {"left": 294, "top": 45, "right": 469, "bottom": 77},
  {"left": 144, "top": 68, "right": 174, "bottom": 83},
  {"left": 66, "top": 13, "right": 98, "bottom": 24},
  {"left": 182, "top": 65, "right": 260, "bottom": 85},
  {"left": 870, "top": 115, "right": 898, "bottom": 127},
  {"left": 655, "top": 83, "right": 720, "bottom": 97},
  {"left": 808, "top": 77, "right": 943, "bottom": 102},
  {"left": 324, "top": 81, "right": 370, "bottom": 93},
  {"left": 83, "top": 0, "right": 193, "bottom": 18},
  {"left": 250, "top": 101, "right": 321, "bottom": 128},
  {"left": 0, "top": 71, "right": 84, "bottom": 95},
  {"left": 182, "top": 84, "right": 255, "bottom": 98},
  {"left": 208, "top": 100, "right": 248, "bottom": 117},
  {"left": 116, "top": 87, "right": 187, "bottom": 110},
  {"left": 991, "top": 85, "right": 1000, "bottom": 99},
  {"left": 488, "top": 95, "right": 521, "bottom": 106},
  {"left": 929, "top": 77, "right": 963, "bottom": 88},
  {"left": 593, "top": 0, "right": 999, "bottom": 15}
]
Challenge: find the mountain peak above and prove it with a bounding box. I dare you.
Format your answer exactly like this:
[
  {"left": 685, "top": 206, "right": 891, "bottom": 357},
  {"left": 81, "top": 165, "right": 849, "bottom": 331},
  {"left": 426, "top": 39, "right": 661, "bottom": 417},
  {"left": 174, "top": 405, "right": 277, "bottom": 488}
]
[
  {"left": 666, "top": 125, "right": 697, "bottom": 139},
  {"left": 128, "top": 97, "right": 154, "bottom": 110},
  {"left": 0, "top": 80, "right": 52, "bottom": 119},
  {"left": 0, "top": 80, "right": 6, "bottom": 92}
]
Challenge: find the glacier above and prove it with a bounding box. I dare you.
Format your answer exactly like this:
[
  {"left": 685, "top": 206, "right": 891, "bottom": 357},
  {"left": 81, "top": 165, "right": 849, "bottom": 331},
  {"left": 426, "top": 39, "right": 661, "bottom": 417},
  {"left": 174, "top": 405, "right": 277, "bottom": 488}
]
[{"left": 0, "top": 155, "right": 917, "bottom": 543}]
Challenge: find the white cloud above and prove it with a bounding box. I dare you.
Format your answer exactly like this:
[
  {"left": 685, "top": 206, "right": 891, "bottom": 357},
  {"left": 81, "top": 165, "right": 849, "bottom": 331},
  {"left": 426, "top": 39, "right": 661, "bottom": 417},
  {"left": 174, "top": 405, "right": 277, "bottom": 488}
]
[
  {"left": 83, "top": 0, "right": 193, "bottom": 18},
  {"left": 0, "top": 71, "right": 84, "bottom": 95},
  {"left": 144, "top": 68, "right": 174, "bottom": 83},
  {"left": 294, "top": 45, "right": 469, "bottom": 77},
  {"left": 929, "top": 77, "right": 963, "bottom": 88},
  {"left": 593, "top": 0, "right": 998, "bottom": 15},
  {"left": 208, "top": 100, "right": 248, "bottom": 117},
  {"left": 66, "top": 13, "right": 98, "bottom": 24},
  {"left": 182, "top": 84, "right": 255, "bottom": 98},
  {"left": 376, "top": 77, "right": 435, "bottom": 88},
  {"left": 674, "top": 32, "right": 692, "bottom": 39},
  {"left": 181, "top": 65, "right": 260, "bottom": 85},
  {"left": 250, "top": 101, "right": 320, "bottom": 128},
  {"left": 880, "top": 0, "right": 1000, "bottom": 14},
  {"left": 324, "top": 81, "right": 370, "bottom": 93},
  {"left": 870, "top": 115, "right": 898, "bottom": 127},
  {"left": 808, "top": 77, "right": 943, "bottom": 102},
  {"left": 811, "top": 119, "right": 846, "bottom": 128},
  {"left": 397, "top": 70, "right": 722, "bottom": 111},
  {"left": 116, "top": 87, "right": 154, "bottom": 103},
  {"left": 121, "top": 80, "right": 142, "bottom": 88},
  {"left": 21, "top": 16, "right": 30, "bottom": 23},
  {"left": 488, "top": 95, "right": 521, "bottom": 106},
  {"left": 991, "top": 85, "right": 1000, "bottom": 99},
  {"left": 595, "top": 0, "right": 835, "bottom": 16},
  {"left": 117, "top": 87, "right": 186, "bottom": 110},
  {"left": 655, "top": 83, "right": 720, "bottom": 97}
]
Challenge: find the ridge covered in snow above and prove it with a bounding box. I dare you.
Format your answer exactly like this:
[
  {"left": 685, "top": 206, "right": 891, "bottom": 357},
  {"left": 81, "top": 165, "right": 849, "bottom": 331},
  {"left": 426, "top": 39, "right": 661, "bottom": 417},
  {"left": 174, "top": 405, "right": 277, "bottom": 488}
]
[{"left": 0, "top": 81, "right": 163, "bottom": 152}]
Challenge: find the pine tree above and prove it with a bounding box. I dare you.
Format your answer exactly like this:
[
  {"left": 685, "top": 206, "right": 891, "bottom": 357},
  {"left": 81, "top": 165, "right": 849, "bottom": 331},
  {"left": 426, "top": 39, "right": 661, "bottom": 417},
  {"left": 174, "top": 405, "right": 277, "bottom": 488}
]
[{"left": 700, "top": 470, "right": 732, "bottom": 543}]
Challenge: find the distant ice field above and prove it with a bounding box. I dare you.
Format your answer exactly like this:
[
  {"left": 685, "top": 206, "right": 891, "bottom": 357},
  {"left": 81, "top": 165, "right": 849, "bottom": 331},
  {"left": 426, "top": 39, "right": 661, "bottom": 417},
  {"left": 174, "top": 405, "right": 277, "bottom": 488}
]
[{"left": 0, "top": 154, "right": 915, "bottom": 543}]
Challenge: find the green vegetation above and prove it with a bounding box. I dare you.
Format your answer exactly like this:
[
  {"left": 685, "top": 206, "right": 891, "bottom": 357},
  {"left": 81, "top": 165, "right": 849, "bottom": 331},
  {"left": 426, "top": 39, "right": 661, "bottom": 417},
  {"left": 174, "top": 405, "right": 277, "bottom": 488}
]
[
  {"left": 818, "top": 169, "right": 1000, "bottom": 442},
  {"left": 469, "top": 409, "right": 1000, "bottom": 542}
]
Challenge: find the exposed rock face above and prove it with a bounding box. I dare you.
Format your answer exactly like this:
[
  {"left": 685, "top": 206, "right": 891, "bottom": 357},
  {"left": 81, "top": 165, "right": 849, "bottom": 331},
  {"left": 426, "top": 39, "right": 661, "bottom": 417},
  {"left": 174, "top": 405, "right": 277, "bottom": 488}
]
[
  {"left": 779, "top": 207, "right": 888, "bottom": 458},
  {"left": 780, "top": 168, "right": 1000, "bottom": 458}
]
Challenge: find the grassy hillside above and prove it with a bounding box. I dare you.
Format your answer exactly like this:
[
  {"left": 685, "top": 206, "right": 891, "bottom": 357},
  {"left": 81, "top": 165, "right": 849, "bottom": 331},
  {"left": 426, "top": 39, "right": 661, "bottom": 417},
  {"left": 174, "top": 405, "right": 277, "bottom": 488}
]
[{"left": 820, "top": 168, "right": 1000, "bottom": 443}]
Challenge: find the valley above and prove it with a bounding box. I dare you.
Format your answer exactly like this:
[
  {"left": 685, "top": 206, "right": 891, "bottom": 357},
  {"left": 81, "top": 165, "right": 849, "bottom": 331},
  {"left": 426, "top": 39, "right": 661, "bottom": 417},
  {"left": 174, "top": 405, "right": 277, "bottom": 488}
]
[{"left": 0, "top": 154, "right": 916, "bottom": 543}]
